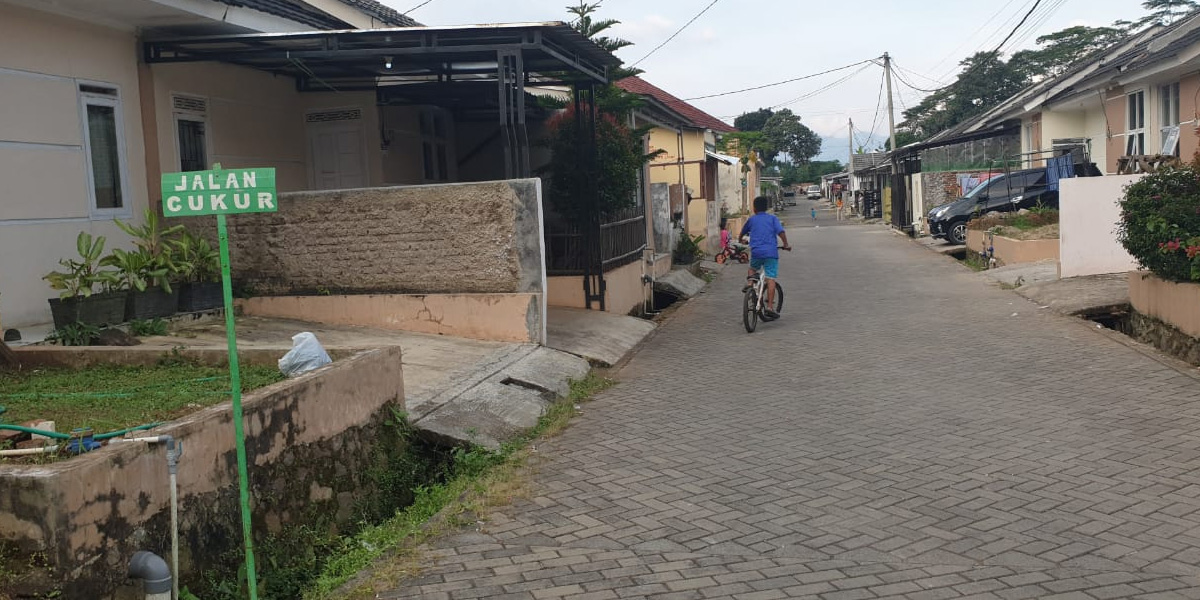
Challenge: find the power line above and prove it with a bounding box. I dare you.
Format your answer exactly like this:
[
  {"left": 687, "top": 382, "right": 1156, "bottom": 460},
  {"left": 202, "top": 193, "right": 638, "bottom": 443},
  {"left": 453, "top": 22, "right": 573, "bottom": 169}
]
[
  {"left": 936, "top": 0, "right": 1033, "bottom": 81},
  {"left": 631, "top": 0, "right": 722, "bottom": 67},
  {"left": 1006, "top": 0, "right": 1069, "bottom": 51},
  {"left": 685, "top": 59, "right": 876, "bottom": 101},
  {"left": 864, "top": 71, "right": 887, "bottom": 149},
  {"left": 770, "top": 63, "right": 875, "bottom": 110},
  {"left": 404, "top": 0, "right": 437, "bottom": 13},
  {"left": 990, "top": 0, "right": 1043, "bottom": 55},
  {"left": 927, "top": 0, "right": 1021, "bottom": 75}
]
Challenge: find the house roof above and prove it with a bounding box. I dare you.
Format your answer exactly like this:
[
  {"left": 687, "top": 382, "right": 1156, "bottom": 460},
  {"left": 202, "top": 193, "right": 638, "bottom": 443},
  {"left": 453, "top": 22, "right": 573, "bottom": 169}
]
[
  {"left": 616, "top": 77, "right": 737, "bottom": 133},
  {"left": 218, "top": 0, "right": 419, "bottom": 30}
]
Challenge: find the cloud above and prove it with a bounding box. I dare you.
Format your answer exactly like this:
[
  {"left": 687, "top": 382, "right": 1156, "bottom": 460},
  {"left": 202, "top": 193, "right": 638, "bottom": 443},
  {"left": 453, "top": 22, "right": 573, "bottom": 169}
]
[
  {"left": 609, "top": 14, "right": 674, "bottom": 43},
  {"left": 696, "top": 27, "right": 718, "bottom": 43}
]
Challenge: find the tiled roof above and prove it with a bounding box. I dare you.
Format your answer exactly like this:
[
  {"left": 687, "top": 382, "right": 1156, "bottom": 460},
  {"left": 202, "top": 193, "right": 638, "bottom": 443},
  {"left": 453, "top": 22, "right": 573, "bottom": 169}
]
[
  {"left": 335, "top": 0, "right": 420, "bottom": 27},
  {"left": 616, "top": 77, "right": 736, "bottom": 133},
  {"left": 219, "top": 0, "right": 420, "bottom": 30}
]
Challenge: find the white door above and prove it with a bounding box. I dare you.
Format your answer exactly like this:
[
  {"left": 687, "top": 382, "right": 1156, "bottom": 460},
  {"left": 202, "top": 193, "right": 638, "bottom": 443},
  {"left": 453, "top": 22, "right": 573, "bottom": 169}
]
[{"left": 308, "top": 123, "right": 367, "bottom": 190}]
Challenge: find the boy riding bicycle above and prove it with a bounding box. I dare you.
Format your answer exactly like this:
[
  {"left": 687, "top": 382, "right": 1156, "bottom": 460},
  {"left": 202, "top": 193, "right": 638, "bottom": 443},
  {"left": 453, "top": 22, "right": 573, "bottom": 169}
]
[{"left": 739, "top": 196, "right": 791, "bottom": 319}]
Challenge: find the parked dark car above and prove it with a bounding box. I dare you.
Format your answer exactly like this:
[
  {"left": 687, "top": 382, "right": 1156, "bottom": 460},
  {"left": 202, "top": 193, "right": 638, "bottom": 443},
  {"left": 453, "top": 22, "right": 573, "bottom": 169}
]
[{"left": 928, "top": 168, "right": 1058, "bottom": 245}]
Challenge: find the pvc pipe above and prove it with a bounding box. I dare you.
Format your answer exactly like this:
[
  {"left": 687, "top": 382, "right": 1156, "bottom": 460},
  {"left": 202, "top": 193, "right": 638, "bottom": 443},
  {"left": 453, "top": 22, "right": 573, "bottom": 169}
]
[
  {"left": 128, "top": 551, "right": 172, "bottom": 600},
  {"left": 117, "top": 435, "right": 181, "bottom": 600},
  {"left": 0, "top": 445, "right": 58, "bottom": 457}
]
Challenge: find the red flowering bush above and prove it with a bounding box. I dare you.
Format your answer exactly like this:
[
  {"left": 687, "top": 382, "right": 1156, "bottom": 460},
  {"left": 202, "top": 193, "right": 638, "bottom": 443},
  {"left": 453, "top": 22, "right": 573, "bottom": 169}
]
[
  {"left": 1118, "top": 163, "right": 1200, "bottom": 282},
  {"left": 540, "top": 104, "right": 648, "bottom": 226}
]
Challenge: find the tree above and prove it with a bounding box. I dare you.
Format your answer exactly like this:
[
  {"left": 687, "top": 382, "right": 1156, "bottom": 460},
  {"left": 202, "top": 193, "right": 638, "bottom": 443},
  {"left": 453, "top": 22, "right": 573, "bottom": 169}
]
[
  {"left": 734, "top": 108, "right": 774, "bottom": 132},
  {"left": 762, "top": 109, "right": 822, "bottom": 165},
  {"left": 568, "top": 2, "right": 643, "bottom": 80},
  {"left": 1009, "top": 25, "right": 1126, "bottom": 79},
  {"left": 1137, "top": 0, "right": 1200, "bottom": 28},
  {"left": 884, "top": 131, "right": 921, "bottom": 151},
  {"left": 778, "top": 160, "right": 842, "bottom": 187},
  {"left": 898, "top": 52, "right": 1028, "bottom": 142}
]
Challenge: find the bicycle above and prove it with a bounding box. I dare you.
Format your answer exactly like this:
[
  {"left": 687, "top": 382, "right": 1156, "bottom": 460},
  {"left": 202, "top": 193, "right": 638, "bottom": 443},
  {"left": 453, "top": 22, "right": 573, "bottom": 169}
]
[{"left": 742, "top": 247, "right": 789, "bottom": 333}]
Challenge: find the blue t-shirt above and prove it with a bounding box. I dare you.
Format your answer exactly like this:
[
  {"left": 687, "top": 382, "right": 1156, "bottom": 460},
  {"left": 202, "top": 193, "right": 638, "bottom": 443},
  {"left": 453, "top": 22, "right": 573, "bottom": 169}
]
[{"left": 740, "top": 213, "right": 785, "bottom": 259}]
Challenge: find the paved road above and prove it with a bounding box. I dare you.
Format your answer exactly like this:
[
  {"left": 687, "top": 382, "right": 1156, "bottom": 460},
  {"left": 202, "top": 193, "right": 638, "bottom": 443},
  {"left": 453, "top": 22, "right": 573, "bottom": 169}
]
[{"left": 384, "top": 212, "right": 1200, "bottom": 599}]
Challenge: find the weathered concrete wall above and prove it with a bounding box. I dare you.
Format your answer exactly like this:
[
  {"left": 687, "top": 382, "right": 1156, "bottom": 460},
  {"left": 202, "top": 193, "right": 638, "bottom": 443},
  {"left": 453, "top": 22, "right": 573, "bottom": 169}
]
[
  {"left": 241, "top": 293, "right": 543, "bottom": 343},
  {"left": 0, "top": 347, "right": 404, "bottom": 597},
  {"left": 1130, "top": 272, "right": 1200, "bottom": 340},
  {"left": 187, "top": 179, "right": 545, "bottom": 297},
  {"left": 1059, "top": 175, "right": 1141, "bottom": 278},
  {"left": 650, "top": 182, "right": 672, "bottom": 256},
  {"left": 967, "top": 230, "right": 1060, "bottom": 266}
]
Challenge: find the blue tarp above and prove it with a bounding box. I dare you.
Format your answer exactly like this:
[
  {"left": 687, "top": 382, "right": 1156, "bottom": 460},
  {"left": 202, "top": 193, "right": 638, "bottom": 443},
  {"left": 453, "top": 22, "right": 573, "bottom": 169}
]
[{"left": 1046, "top": 154, "right": 1074, "bottom": 192}]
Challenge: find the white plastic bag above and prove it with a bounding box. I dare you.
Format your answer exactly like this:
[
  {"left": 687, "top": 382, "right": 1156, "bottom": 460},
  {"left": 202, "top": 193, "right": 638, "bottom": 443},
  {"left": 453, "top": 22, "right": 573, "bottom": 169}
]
[{"left": 278, "top": 332, "right": 332, "bottom": 377}]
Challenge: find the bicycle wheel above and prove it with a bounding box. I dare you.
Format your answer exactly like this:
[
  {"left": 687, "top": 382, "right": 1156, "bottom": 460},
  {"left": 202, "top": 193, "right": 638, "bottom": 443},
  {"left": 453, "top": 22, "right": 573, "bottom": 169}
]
[
  {"left": 774, "top": 283, "right": 784, "bottom": 314},
  {"left": 743, "top": 288, "right": 758, "bottom": 333}
]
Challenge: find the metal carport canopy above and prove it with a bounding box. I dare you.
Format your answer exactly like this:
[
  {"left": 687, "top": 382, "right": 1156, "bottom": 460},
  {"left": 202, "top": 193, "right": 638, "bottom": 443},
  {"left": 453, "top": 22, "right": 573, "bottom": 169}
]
[{"left": 143, "top": 22, "right": 618, "bottom": 89}]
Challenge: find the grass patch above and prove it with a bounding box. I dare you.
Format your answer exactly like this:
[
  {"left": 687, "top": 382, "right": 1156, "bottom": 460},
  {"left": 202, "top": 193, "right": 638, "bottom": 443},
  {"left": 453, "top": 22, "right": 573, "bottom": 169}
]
[
  {"left": 960, "top": 252, "right": 989, "bottom": 272},
  {"left": 0, "top": 363, "right": 284, "bottom": 436},
  {"left": 308, "top": 373, "right": 614, "bottom": 600}
]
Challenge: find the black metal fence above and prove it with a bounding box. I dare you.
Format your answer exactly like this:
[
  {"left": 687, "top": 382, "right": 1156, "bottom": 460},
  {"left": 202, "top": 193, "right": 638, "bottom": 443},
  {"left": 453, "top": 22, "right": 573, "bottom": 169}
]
[{"left": 544, "top": 204, "right": 646, "bottom": 276}]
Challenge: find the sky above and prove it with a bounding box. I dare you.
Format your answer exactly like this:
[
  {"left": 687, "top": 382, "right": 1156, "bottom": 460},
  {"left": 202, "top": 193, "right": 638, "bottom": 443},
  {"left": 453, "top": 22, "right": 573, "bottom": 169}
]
[{"left": 382, "top": 0, "right": 1151, "bottom": 159}]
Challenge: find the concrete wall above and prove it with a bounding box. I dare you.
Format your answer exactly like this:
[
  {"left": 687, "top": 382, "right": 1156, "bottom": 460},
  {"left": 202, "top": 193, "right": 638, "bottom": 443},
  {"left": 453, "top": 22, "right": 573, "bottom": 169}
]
[
  {"left": 546, "top": 260, "right": 645, "bottom": 316},
  {"left": 0, "top": 347, "right": 404, "bottom": 597},
  {"left": 241, "top": 293, "right": 543, "bottom": 343},
  {"left": 1059, "top": 175, "right": 1141, "bottom": 278},
  {"left": 1130, "top": 272, "right": 1200, "bottom": 339},
  {"left": 650, "top": 182, "right": 672, "bottom": 257},
  {"left": 199, "top": 179, "right": 545, "bottom": 297},
  {"left": 967, "top": 230, "right": 1060, "bottom": 266},
  {"left": 0, "top": 4, "right": 149, "bottom": 328},
  {"left": 715, "top": 160, "right": 743, "bottom": 214}
]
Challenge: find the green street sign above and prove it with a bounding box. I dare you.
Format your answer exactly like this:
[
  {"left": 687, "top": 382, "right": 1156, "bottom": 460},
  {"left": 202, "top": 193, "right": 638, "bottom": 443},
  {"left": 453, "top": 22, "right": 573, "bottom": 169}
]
[{"left": 161, "top": 167, "right": 277, "bottom": 217}]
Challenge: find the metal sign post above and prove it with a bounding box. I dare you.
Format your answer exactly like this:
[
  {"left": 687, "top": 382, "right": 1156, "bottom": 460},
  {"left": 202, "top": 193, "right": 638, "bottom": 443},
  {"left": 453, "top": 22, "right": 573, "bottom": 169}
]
[{"left": 160, "top": 163, "right": 277, "bottom": 599}]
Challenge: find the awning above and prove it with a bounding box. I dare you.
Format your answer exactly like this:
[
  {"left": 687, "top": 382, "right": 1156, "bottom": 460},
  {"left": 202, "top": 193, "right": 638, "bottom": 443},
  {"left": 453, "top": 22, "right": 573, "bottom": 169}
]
[
  {"left": 706, "top": 151, "right": 740, "bottom": 165},
  {"left": 143, "top": 22, "right": 618, "bottom": 89}
]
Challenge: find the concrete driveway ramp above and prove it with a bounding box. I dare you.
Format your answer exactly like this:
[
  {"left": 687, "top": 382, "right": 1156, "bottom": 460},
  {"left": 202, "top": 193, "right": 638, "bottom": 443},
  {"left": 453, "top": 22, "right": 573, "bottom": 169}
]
[
  {"left": 415, "top": 381, "right": 551, "bottom": 450},
  {"left": 653, "top": 268, "right": 706, "bottom": 299},
  {"left": 411, "top": 345, "right": 590, "bottom": 449},
  {"left": 546, "top": 307, "right": 656, "bottom": 367}
]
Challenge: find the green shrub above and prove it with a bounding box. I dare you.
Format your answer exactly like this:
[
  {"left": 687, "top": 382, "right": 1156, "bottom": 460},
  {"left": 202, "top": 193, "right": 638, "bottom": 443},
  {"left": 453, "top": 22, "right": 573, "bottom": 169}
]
[{"left": 1118, "top": 164, "right": 1200, "bottom": 282}]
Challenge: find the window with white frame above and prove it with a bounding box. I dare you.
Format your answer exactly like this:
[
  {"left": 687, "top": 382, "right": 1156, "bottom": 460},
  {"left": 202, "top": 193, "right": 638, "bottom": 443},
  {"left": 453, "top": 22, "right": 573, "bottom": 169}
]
[
  {"left": 1160, "top": 82, "right": 1181, "bottom": 156},
  {"left": 420, "top": 109, "right": 453, "bottom": 182},
  {"left": 1126, "top": 90, "right": 1146, "bottom": 156},
  {"left": 80, "top": 84, "right": 129, "bottom": 215}
]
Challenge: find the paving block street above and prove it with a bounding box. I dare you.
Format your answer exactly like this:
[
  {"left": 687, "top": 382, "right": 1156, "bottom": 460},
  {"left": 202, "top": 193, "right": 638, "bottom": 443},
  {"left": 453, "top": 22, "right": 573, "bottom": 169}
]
[{"left": 386, "top": 206, "right": 1200, "bottom": 599}]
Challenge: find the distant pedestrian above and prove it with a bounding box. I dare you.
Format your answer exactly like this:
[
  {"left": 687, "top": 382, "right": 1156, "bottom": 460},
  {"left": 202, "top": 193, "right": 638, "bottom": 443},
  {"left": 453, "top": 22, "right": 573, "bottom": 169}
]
[
  {"left": 811, "top": 206, "right": 817, "bottom": 221},
  {"left": 836, "top": 198, "right": 844, "bottom": 221}
]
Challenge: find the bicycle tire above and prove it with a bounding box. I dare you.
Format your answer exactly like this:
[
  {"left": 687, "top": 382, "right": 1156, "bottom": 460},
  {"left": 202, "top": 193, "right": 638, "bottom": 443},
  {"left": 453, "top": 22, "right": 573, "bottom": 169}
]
[
  {"left": 743, "top": 288, "right": 758, "bottom": 333},
  {"left": 774, "top": 283, "right": 784, "bottom": 314}
]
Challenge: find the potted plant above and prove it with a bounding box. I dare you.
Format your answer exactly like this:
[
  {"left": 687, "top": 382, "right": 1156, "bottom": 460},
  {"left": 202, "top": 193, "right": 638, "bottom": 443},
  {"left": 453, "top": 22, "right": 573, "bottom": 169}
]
[
  {"left": 173, "top": 230, "right": 223, "bottom": 312},
  {"left": 101, "top": 247, "right": 177, "bottom": 320},
  {"left": 112, "top": 209, "right": 184, "bottom": 320},
  {"left": 43, "top": 232, "right": 126, "bottom": 329}
]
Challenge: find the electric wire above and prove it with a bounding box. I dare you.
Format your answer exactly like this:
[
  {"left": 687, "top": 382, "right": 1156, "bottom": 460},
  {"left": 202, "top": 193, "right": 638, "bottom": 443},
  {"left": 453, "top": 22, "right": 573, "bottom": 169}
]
[
  {"left": 990, "top": 0, "right": 1044, "bottom": 56},
  {"left": 404, "top": 0, "right": 438, "bottom": 13},
  {"left": 926, "top": 0, "right": 1021, "bottom": 75},
  {"left": 683, "top": 59, "right": 876, "bottom": 101},
  {"left": 770, "top": 63, "right": 875, "bottom": 110},
  {"left": 1005, "top": 0, "right": 1070, "bottom": 51},
  {"left": 862, "top": 71, "right": 887, "bottom": 150},
  {"left": 631, "top": 0, "right": 722, "bottom": 67}
]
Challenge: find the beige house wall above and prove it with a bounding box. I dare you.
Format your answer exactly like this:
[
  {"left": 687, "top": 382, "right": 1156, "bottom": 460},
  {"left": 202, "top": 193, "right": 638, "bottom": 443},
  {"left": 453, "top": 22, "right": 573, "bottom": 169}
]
[
  {"left": 546, "top": 260, "right": 645, "bottom": 316},
  {"left": 647, "top": 127, "right": 706, "bottom": 200},
  {"left": 1130, "top": 272, "right": 1200, "bottom": 340},
  {"left": 146, "top": 61, "right": 394, "bottom": 193},
  {"left": 0, "top": 4, "right": 149, "bottom": 328}
]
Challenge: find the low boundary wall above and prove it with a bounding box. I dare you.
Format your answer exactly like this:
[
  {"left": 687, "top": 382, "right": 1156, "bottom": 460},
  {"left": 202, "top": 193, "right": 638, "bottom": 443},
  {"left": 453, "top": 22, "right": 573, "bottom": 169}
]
[
  {"left": 0, "top": 347, "right": 404, "bottom": 597},
  {"left": 240, "top": 293, "right": 543, "bottom": 343}
]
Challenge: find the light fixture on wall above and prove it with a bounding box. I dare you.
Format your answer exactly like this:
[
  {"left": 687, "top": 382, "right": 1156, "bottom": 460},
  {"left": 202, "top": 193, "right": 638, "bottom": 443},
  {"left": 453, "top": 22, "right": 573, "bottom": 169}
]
[{"left": 384, "top": 56, "right": 393, "bottom": 70}]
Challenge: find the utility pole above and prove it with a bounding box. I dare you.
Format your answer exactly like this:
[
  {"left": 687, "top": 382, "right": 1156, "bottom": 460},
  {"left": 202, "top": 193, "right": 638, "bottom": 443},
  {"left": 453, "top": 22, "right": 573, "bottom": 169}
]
[
  {"left": 883, "top": 52, "right": 897, "bottom": 154},
  {"left": 848, "top": 118, "right": 854, "bottom": 165}
]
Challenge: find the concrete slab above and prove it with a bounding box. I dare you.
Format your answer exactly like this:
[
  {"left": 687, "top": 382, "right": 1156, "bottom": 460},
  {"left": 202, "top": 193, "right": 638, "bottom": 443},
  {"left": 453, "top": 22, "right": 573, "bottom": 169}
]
[
  {"left": 654, "top": 268, "right": 706, "bottom": 299},
  {"left": 414, "top": 381, "right": 550, "bottom": 450},
  {"left": 978, "top": 260, "right": 1059, "bottom": 288},
  {"left": 546, "top": 307, "right": 656, "bottom": 367},
  {"left": 914, "top": 236, "right": 965, "bottom": 255},
  {"left": 1016, "top": 272, "right": 1131, "bottom": 317},
  {"left": 502, "top": 346, "right": 591, "bottom": 397}
]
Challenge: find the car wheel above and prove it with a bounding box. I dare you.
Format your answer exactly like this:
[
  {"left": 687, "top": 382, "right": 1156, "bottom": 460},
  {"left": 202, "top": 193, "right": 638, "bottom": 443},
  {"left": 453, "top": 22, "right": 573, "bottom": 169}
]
[{"left": 948, "top": 221, "right": 968, "bottom": 245}]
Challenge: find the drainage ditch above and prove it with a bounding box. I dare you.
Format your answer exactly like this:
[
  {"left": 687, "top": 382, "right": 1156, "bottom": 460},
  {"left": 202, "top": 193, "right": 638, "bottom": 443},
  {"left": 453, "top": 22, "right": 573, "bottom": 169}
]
[{"left": 1084, "top": 305, "right": 1200, "bottom": 367}]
